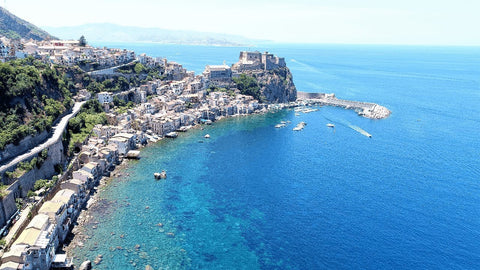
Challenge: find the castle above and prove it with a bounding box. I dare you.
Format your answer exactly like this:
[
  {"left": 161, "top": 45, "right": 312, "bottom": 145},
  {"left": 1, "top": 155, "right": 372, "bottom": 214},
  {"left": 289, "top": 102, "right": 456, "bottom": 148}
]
[
  {"left": 233, "top": 51, "right": 286, "bottom": 71},
  {"left": 203, "top": 51, "right": 287, "bottom": 84}
]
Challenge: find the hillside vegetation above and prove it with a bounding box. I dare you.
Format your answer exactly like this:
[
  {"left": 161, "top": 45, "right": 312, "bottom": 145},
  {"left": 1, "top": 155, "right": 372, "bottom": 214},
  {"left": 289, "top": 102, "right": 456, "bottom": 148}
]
[
  {"left": 0, "top": 57, "right": 74, "bottom": 149},
  {"left": 0, "top": 7, "right": 55, "bottom": 40}
]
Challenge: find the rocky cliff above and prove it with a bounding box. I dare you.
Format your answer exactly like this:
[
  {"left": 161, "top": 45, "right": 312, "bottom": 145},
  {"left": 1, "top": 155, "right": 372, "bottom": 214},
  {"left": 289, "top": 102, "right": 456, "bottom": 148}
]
[
  {"left": 230, "top": 51, "right": 297, "bottom": 103},
  {"left": 235, "top": 67, "right": 297, "bottom": 103},
  {"left": 256, "top": 67, "right": 297, "bottom": 103}
]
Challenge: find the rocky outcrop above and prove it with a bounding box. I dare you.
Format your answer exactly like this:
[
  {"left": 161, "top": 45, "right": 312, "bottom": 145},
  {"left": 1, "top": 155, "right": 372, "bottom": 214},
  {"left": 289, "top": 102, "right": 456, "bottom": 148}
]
[
  {"left": 230, "top": 51, "right": 297, "bottom": 103},
  {"left": 238, "top": 67, "right": 297, "bottom": 103},
  {"left": 256, "top": 67, "right": 297, "bottom": 103}
]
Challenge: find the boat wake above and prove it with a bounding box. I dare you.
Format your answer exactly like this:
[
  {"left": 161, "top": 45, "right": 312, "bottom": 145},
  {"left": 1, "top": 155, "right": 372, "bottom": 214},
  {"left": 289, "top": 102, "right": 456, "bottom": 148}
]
[{"left": 321, "top": 116, "right": 372, "bottom": 138}]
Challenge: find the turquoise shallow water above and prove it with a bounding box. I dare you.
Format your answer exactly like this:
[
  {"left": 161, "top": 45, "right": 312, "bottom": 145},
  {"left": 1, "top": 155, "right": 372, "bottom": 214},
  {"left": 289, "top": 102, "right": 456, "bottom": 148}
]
[{"left": 74, "top": 44, "right": 480, "bottom": 269}]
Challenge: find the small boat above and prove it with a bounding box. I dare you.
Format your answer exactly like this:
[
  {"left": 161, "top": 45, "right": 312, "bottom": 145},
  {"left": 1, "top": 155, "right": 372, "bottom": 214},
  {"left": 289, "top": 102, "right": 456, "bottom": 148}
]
[
  {"left": 125, "top": 150, "right": 140, "bottom": 159},
  {"left": 165, "top": 132, "right": 178, "bottom": 138},
  {"left": 327, "top": 123, "right": 335, "bottom": 128},
  {"left": 176, "top": 126, "right": 189, "bottom": 132},
  {"left": 154, "top": 170, "right": 167, "bottom": 180},
  {"left": 293, "top": 122, "right": 307, "bottom": 131},
  {"left": 295, "top": 113, "right": 300, "bottom": 116},
  {"left": 204, "top": 134, "right": 210, "bottom": 138},
  {"left": 275, "top": 124, "right": 286, "bottom": 128}
]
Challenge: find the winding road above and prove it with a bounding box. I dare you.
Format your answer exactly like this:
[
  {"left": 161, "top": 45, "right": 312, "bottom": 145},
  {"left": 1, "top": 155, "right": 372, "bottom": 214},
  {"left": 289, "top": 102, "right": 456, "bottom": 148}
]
[{"left": 0, "top": 101, "right": 86, "bottom": 174}]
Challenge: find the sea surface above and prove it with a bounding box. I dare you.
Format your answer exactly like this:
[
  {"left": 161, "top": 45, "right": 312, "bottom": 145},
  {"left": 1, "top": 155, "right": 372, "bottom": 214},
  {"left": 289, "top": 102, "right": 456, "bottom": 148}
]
[{"left": 74, "top": 44, "right": 480, "bottom": 269}]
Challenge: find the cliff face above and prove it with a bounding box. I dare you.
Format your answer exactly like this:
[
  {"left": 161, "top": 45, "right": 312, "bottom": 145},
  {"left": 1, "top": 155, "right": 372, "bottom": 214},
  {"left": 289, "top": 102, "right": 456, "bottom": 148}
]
[
  {"left": 259, "top": 67, "right": 297, "bottom": 103},
  {"left": 241, "top": 67, "right": 297, "bottom": 103},
  {"left": 230, "top": 51, "right": 297, "bottom": 103}
]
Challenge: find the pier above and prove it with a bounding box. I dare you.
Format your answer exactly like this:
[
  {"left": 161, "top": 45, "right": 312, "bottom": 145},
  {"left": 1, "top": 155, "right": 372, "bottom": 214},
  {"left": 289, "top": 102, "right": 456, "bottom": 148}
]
[{"left": 296, "top": 92, "right": 391, "bottom": 119}]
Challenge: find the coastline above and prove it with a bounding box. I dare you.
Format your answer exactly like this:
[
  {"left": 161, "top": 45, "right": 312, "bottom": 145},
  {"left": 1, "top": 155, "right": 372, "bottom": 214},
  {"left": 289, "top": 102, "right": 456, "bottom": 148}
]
[
  {"left": 62, "top": 94, "right": 390, "bottom": 265},
  {"left": 61, "top": 110, "right": 273, "bottom": 264},
  {"left": 62, "top": 159, "right": 130, "bottom": 257}
]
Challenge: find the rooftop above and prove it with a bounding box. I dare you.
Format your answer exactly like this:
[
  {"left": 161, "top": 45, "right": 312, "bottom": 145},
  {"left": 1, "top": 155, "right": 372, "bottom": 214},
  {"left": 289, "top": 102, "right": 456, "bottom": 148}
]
[
  {"left": 13, "top": 227, "right": 41, "bottom": 246},
  {"left": 26, "top": 214, "right": 49, "bottom": 231},
  {"left": 39, "top": 201, "right": 64, "bottom": 215},
  {"left": 52, "top": 189, "right": 76, "bottom": 204}
]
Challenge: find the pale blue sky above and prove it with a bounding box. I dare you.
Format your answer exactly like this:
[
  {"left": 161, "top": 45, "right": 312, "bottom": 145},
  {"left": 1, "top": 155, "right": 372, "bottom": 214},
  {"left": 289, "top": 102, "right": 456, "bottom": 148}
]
[{"left": 5, "top": 0, "right": 480, "bottom": 45}]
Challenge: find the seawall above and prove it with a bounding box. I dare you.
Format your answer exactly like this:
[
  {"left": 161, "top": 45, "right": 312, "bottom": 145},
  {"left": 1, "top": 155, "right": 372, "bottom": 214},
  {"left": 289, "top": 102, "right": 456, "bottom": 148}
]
[{"left": 297, "top": 91, "right": 391, "bottom": 119}]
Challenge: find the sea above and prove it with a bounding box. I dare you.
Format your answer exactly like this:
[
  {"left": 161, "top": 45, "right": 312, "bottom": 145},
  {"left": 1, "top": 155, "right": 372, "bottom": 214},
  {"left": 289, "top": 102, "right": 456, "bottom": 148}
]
[{"left": 72, "top": 43, "right": 480, "bottom": 269}]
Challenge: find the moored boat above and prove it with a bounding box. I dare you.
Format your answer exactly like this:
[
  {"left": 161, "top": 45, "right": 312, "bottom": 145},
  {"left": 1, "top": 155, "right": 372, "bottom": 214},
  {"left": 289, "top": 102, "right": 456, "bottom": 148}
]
[
  {"left": 165, "top": 132, "right": 178, "bottom": 138},
  {"left": 293, "top": 121, "right": 307, "bottom": 131}
]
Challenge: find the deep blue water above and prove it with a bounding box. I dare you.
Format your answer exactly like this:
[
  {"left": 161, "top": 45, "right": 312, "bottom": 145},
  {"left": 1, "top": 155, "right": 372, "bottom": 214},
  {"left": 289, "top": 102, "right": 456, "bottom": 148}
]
[{"left": 75, "top": 44, "right": 480, "bottom": 269}]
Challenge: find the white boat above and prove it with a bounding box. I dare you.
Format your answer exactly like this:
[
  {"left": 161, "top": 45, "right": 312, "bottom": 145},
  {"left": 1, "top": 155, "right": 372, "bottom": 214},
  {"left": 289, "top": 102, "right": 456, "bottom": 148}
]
[
  {"left": 204, "top": 134, "right": 211, "bottom": 138},
  {"left": 327, "top": 123, "right": 335, "bottom": 128},
  {"left": 293, "top": 122, "right": 307, "bottom": 131},
  {"left": 176, "top": 126, "right": 189, "bottom": 132},
  {"left": 165, "top": 132, "right": 178, "bottom": 138},
  {"left": 275, "top": 124, "right": 286, "bottom": 128}
]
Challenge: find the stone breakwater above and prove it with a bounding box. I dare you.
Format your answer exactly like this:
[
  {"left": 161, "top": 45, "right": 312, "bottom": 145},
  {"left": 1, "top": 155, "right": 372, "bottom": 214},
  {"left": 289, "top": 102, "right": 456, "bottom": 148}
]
[{"left": 297, "top": 92, "right": 391, "bottom": 119}]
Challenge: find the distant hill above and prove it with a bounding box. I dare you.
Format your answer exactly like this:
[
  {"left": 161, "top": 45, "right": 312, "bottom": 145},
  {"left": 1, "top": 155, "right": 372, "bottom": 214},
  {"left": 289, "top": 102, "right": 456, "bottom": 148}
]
[
  {"left": 44, "top": 23, "right": 259, "bottom": 46},
  {"left": 0, "top": 7, "right": 55, "bottom": 40}
]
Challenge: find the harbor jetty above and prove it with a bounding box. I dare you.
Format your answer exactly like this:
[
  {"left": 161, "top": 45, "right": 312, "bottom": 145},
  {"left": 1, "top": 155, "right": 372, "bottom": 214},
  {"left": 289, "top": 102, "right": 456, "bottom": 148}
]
[{"left": 297, "top": 92, "right": 391, "bottom": 119}]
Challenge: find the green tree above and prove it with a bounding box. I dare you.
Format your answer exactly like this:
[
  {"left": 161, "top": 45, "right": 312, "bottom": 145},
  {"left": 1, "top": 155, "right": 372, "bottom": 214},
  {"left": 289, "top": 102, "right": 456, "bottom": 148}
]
[
  {"left": 233, "top": 74, "right": 264, "bottom": 102},
  {"left": 134, "top": 63, "right": 145, "bottom": 74},
  {"left": 79, "top": 35, "right": 87, "bottom": 47}
]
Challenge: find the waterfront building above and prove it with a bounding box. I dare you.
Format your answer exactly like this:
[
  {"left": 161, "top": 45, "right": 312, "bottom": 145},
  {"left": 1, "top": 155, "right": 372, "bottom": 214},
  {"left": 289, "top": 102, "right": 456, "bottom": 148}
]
[
  {"left": 38, "top": 201, "right": 69, "bottom": 244},
  {"left": 2, "top": 214, "right": 58, "bottom": 270}
]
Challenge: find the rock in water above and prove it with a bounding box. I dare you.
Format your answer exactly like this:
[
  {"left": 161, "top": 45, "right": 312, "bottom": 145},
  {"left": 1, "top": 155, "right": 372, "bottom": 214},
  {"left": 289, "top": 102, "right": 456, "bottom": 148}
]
[{"left": 79, "top": 260, "right": 92, "bottom": 270}]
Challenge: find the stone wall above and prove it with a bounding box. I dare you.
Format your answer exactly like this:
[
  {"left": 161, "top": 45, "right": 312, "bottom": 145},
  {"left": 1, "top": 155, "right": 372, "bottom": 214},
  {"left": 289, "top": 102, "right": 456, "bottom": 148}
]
[
  {"left": 0, "top": 131, "right": 49, "bottom": 164},
  {"left": 0, "top": 139, "right": 66, "bottom": 227},
  {"left": 296, "top": 92, "right": 327, "bottom": 99},
  {"left": 0, "top": 190, "right": 17, "bottom": 229}
]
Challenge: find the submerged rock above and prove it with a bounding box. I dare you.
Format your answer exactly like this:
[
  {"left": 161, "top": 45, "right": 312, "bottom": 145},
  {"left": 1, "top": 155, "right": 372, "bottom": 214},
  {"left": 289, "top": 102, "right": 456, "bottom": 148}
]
[
  {"left": 94, "top": 255, "right": 102, "bottom": 265},
  {"left": 79, "top": 260, "right": 92, "bottom": 270}
]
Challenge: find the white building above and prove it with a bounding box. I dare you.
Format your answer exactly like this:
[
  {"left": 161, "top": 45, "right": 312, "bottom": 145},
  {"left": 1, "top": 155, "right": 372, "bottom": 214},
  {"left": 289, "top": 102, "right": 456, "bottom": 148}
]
[{"left": 97, "top": 92, "right": 113, "bottom": 104}]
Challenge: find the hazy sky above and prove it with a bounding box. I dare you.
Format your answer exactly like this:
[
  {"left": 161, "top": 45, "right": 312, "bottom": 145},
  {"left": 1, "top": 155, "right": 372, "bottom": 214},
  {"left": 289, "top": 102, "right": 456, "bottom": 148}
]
[{"left": 5, "top": 0, "right": 480, "bottom": 45}]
